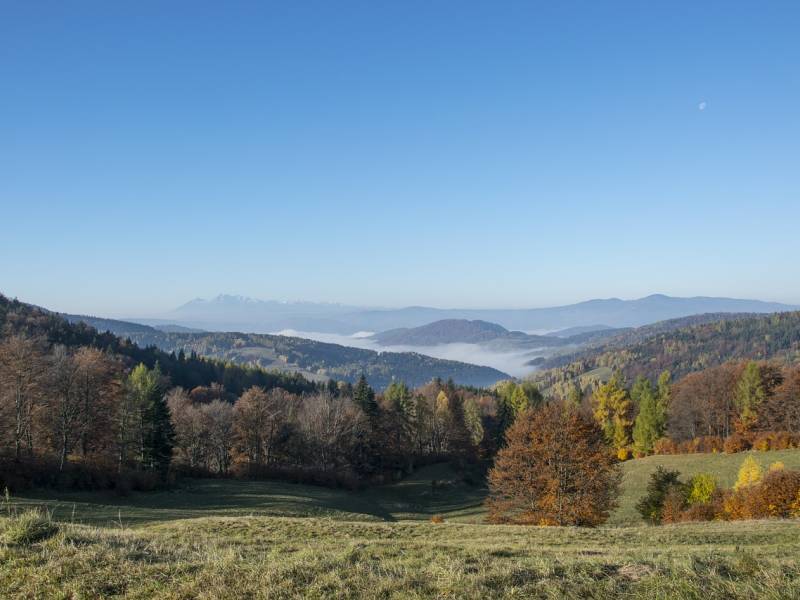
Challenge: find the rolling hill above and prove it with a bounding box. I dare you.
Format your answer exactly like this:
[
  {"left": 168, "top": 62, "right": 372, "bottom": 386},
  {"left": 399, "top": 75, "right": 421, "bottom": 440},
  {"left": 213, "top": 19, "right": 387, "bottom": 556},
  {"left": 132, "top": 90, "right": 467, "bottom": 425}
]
[
  {"left": 62, "top": 313, "right": 510, "bottom": 389},
  {"left": 371, "top": 319, "right": 563, "bottom": 347},
  {"left": 531, "top": 310, "right": 800, "bottom": 396}
]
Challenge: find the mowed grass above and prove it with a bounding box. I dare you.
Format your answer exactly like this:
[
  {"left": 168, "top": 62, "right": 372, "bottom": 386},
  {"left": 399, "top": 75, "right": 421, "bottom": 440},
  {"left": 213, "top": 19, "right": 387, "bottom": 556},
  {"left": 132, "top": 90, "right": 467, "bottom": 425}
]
[{"left": 3, "top": 450, "right": 800, "bottom": 598}]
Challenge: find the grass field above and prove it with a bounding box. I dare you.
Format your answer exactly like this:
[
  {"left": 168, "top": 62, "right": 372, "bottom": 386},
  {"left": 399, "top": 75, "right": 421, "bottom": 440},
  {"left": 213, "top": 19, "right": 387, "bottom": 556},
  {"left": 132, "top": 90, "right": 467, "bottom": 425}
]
[{"left": 2, "top": 450, "right": 800, "bottom": 598}]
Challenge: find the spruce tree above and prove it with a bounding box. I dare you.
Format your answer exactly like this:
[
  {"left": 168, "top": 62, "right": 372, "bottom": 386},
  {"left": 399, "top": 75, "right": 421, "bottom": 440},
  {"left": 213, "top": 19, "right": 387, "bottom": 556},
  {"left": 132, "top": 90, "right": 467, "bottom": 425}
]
[
  {"left": 632, "top": 382, "right": 665, "bottom": 454},
  {"left": 353, "top": 374, "right": 378, "bottom": 417},
  {"left": 127, "top": 363, "right": 175, "bottom": 476}
]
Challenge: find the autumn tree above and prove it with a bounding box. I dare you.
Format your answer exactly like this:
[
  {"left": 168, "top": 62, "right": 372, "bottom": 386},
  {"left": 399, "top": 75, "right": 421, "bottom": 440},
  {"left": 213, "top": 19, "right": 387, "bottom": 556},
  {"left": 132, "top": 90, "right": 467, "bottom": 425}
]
[
  {"left": 167, "top": 387, "right": 208, "bottom": 468},
  {"left": 734, "top": 362, "right": 767, "bottom": 433},
  {"left": 47, "top": 345, "right": 82, "bottom": 470},
  {"left": 0, "top": 335, "right": 44, "bottom": 459},
  {"left": 200, "top": 400, "right": 234, "bottom": 474},
  {"left": 486, "top": 402, "right": 621, "bottom": 526},
  {"left": 592, "top": 372, "right": 632, "bottom": 451},
  {"left": 763, "top": 366, "right": 800, "bottom": 432},
  {"left": 73, "top": 347, "right": 118, "bottom": 458},
  {"left": 233, "top": 386, "right": 292, "bottom": 467}
]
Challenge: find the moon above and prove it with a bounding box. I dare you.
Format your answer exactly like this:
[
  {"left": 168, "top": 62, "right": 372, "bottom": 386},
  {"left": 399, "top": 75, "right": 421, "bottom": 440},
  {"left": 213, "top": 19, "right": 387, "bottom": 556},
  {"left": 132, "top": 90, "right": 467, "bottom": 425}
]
[{"left": 698, "top": 101, "right": 707, "bottom": 111}]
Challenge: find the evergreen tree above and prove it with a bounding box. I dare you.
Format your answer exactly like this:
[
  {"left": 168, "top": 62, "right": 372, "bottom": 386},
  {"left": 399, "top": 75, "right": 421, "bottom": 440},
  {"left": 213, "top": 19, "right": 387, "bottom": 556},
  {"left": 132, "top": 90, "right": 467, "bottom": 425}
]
[
  {"left": 734, "top": 362, "right": 766, "bottom": 432},
  {"left": 353, "top": 374, "right": 378, "bottom": 417},
  {"left": 128, "top": 363, "right": 174, "bottom": 475},
  {"left": 632, "top": 380, "right": 665, "bottom": 454},
  {"left": 656, "top": 370, "right": 671, "bottom": 405},
  {"left": 567, "top": 381, "right": 583, "bottom": 408},
  {"left": 630, "top": 376, "right": 654, "bottom": 408}
]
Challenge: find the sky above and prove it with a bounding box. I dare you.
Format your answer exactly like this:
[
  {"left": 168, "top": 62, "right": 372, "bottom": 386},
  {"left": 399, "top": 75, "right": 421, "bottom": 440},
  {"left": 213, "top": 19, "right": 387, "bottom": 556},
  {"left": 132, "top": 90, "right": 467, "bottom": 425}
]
[{"left": 2, "top": 1, "right": 799, "bottom": 317}]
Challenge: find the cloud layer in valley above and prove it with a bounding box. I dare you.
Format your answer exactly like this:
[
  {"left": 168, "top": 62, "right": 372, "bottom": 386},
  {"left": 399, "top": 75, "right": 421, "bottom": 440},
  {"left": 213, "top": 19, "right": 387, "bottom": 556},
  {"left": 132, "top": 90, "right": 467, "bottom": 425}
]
[{"left": 275, "top": 330, "right": 545, "bottom": 378}]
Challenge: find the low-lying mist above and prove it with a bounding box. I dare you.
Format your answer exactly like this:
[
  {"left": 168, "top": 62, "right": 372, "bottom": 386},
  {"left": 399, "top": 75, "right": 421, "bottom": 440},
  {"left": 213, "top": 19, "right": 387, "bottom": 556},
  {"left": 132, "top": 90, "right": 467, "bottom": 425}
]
[{"left": 275, "top": 330, "right": 545, "bottom": 378}]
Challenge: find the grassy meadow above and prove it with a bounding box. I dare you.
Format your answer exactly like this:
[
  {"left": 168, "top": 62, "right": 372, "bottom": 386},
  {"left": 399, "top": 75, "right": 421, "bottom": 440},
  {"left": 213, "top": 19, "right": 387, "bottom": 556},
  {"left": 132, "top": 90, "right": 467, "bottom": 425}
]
[{"left": 2, "top": 450, "right": 800, "bottom": 598}]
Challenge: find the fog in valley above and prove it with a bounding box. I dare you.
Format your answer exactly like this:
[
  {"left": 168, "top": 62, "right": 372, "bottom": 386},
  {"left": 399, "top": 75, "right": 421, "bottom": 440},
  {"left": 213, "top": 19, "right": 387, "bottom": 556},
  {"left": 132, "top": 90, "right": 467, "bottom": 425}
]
[{"left": 275, "top": 329, "right": 549, "bottom": 378}]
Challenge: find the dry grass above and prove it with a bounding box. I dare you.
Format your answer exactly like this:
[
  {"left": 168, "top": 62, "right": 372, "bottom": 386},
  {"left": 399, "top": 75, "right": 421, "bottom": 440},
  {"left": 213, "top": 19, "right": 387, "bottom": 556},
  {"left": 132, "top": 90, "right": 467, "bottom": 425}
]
[{"left": 1, "top": 515, "right": 799, "bottom": 598}]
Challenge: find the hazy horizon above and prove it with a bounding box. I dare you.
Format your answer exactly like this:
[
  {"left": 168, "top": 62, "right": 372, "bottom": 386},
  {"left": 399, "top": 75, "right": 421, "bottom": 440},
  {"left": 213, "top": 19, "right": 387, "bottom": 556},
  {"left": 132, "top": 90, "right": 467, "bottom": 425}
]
[{"left": 3, "top": 290, "right": 800, "bottom": 322}]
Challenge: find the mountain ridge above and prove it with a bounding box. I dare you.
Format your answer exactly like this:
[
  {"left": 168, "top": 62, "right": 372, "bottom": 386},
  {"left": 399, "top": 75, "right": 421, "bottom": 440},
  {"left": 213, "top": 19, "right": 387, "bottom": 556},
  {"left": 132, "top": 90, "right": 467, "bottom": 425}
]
[{"left": 139, "top": 293, "right": 799, "bottom": 335}]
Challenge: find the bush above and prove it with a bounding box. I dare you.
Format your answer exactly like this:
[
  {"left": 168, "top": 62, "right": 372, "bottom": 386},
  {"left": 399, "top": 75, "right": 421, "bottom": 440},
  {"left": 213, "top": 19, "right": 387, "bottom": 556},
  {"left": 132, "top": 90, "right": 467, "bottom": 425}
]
[
  {"left": 653, "top": 437, "right": 677, "bottom": 455},
  {"left": 430, "top": 514, "right": 445, "bottom": 524},
  {"left": 1, "top": 510, "right": 59, "bottom": 545},
  {"left": 724, "top": 434, "right": 752, "bottom": 454},
  {"left": 687, "top": 473, "right": 717, "bottom": 505},
  {"left": 679, "top": 501, "right": 718, "bottom": 522},
  {"left": 636, "top": 467, "right": 685, "bottom": 524},
  {"left": 752, "top": 433, "right": 772, "bottom": 452},
  {"left": 661, "top": 487, "right": 688, "bottom": 524},
  {"left": 751, "top": 469, "right": 800, "bottom": 518}
]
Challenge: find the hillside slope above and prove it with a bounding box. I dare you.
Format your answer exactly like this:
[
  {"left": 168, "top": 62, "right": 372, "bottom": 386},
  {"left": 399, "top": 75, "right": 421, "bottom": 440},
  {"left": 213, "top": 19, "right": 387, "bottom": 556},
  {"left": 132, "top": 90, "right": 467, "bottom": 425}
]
[
  {"left": 532, "top": 311, "right": 800, "bottom": 395},
  {"left": 63, "top": 314, "right": 510, "bottom": 389},
  {"left": 372, "top": 319, "right": 564, "bottom": 348}
]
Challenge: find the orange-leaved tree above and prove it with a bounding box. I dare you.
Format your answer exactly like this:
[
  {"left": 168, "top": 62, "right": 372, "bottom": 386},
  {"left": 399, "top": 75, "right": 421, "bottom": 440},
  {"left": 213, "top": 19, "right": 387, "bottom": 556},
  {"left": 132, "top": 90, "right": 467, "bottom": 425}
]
[{"left": 486, "top": 402, "right": 621, "bottom": 526}]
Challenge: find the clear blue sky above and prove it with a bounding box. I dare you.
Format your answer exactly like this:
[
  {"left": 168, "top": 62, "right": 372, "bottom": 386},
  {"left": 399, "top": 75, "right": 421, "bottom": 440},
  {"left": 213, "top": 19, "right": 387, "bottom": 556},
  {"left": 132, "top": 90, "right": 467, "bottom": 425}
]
[{"left": 2, "top": 1, "right": 799, "bottom": 316}]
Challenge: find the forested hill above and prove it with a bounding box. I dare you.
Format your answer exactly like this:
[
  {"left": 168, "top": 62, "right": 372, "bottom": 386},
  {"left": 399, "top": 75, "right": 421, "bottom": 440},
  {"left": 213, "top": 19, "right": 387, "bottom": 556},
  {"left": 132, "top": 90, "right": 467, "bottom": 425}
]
[
  {"left": 0, "top": 294, "right": 317, "bottom": 396},
  {"left": 372, "top": 319, "right": 565, "bottom": 347},
  {"left": 531, "top": 311, "right": 800, "bottom": 397},
  {"left": 62, "top": 313, "right": 510, "bottom": 389}
]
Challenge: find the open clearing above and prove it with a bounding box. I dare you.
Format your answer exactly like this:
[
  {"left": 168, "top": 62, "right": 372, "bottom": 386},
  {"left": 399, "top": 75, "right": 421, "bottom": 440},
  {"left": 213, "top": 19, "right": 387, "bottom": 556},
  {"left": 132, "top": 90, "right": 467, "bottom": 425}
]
[{"left": 3, "top": 450, "right": 800, "bottom": 598}]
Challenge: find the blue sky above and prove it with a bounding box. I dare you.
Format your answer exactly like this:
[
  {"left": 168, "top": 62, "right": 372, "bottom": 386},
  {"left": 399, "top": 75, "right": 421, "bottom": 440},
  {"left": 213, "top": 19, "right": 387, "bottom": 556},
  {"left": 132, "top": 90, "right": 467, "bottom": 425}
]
[{"left": 2, "top": 1, "right": 799, "bottom": 316}]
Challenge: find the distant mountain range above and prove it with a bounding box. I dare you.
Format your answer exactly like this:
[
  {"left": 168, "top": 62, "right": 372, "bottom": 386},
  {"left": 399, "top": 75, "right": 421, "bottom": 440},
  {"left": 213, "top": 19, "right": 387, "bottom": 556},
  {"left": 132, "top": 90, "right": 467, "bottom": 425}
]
[{"left": 129, "top": 293, "right": 799, "bottom": 335}]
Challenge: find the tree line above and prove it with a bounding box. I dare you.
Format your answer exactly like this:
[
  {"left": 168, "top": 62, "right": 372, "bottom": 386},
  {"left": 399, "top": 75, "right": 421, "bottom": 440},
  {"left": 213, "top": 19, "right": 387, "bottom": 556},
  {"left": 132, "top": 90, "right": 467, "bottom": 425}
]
[{"left": 569, "top": 360, "right": 800, "bottom": 459}]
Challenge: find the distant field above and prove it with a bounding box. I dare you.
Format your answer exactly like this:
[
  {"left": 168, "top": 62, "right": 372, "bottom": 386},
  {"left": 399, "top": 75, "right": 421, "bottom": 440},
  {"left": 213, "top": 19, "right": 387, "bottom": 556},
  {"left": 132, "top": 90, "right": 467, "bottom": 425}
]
[
  {"left": 11, "top": 449, "right": 800, "bottom": 528},
  {"left": 3, "top": 450, "right": 800, "bottom": 598}
]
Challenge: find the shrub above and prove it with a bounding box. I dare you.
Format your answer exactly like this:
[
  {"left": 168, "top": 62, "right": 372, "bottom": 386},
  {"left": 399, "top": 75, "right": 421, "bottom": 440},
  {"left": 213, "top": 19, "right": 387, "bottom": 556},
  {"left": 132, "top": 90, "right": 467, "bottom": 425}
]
[
  {"left": 752, "top": 434, "right": 771, "bottom": 452},
  {"left": 653, "top": 437, "right": 677, "bottom": 455},
  {"left": 1, "top": 509, "right": 59, "bottom": 545},
  {"left": 687, "top": 473, "right": 717, "bottom": 505},
  {"left": 751, "top": 469, "right": 800, "bottom": 518},
  {"left": 679, "top": 497, "right": 720, "bottom": 522},
  {"left": 617, "top": 447, "right": 631, "bottom": 461},
  {"left": 734, "top": 455, "right": 763, "bottom": 491},
  {"left": 636, "top": 467, "right": 684, "bottom": 524},
  {"left": 769, "top": 461, "right": 785, "bottom": 472},
  {"left": 661, "top": 487, "right": 688, "bottom": 524},
  {"left": 430, "top": 514, "right": 445, "bottom": 524},
  {"left": 724, "top": 434, "right": 752, "bottom": 454}
]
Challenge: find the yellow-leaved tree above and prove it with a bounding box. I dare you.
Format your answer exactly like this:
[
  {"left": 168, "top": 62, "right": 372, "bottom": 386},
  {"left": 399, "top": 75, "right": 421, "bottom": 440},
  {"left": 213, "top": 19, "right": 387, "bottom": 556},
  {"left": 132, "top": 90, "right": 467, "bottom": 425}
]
[{"left": 734, "top": 455, "right": 763, "bottom": 490}]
